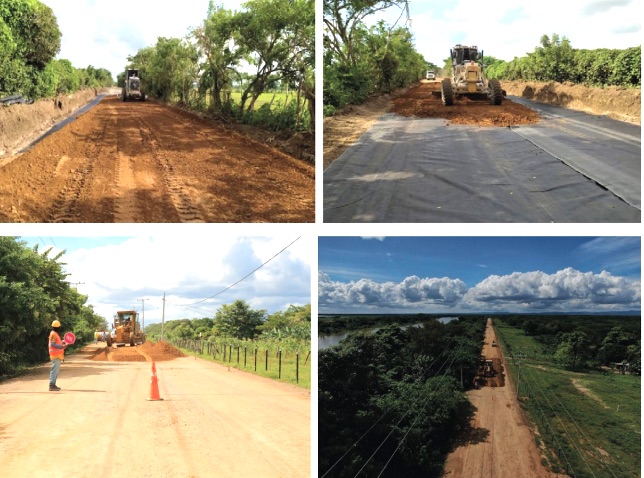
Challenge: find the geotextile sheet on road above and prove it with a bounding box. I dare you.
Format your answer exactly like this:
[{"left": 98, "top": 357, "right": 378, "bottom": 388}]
[{"left": 323, "top": 110, "right": 640, "bottom": 223}]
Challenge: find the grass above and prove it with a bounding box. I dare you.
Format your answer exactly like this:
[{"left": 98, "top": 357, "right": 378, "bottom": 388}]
[
  {"left": 229, "top": 91, "right": 306, "bottom": 111},
  {"left": 174, "top": 340, "right": 311, "bottom": 389},
  {"left": 495, "top": 319, "right": 640, "bottom": 478}
]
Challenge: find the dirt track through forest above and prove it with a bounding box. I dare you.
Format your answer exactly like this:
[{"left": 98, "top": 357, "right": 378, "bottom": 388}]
[
  {"left": 0, "top": 96, "right": 314, "bottom": 222},
  {"left": 444, "top": 319, "right": 564, "bottom": 478},
  {"left": 0, "top": 343, "right": 310, "bottom": 477}
]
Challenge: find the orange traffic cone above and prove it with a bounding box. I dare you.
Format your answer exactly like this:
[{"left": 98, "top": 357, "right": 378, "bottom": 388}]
[{"left": 146, "top": 360, "right": 163, "bottom": 401}]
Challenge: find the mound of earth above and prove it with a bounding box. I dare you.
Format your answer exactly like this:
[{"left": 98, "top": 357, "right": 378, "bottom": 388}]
[
  {"left": 501, "top": 79, "right": 640, "bottom": 124},
  {"left": 390, "top": 81, "right": 541, "bottom": 126},
  {"left": 90, "top": 341, "right": 185, "bottom": 362}
]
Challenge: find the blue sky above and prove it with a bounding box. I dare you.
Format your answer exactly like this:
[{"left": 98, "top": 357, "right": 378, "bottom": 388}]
[
  {"left": 19, "top": 235, "right": 312, "bottom": 325},
  {"left": 319, "top": 237, "right": 641, "bottom": 314},
  {"left": 364, "top": 0, "right": 641, "bottom": 67}
]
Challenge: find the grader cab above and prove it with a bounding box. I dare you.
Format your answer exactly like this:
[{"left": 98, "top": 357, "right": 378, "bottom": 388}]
[
  {"left": 441, "top": 44, "right": 503, "bottom": 106},
  {"left": 107, "top": 310, "right": 146, "bottom": 347}
]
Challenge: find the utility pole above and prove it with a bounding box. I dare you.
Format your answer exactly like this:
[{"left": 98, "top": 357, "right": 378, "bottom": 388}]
[
  {"left": 516, "top": 359, "right": 522, "bottom": 399},
  {"left": 161, "top": 293, "right": 166, "bottom": 341},
  {"left": 137, "top": 298, "right": 149, "bottom": 332}
]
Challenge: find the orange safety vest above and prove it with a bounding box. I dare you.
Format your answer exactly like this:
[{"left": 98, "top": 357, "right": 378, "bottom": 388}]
[{"left": 49, "top": 331, "right": 65, "bottom": 360}]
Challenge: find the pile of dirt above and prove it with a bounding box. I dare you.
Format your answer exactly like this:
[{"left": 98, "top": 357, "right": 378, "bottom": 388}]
[
  {"left": 90, "top": 341, "right": 185, "bottom": 362},
  {"left": 138, "top": 341, "right": 186, "bottom": 361},
  {"left": 501, "top": 80, "right": 641, "bottom": 124},
  {"left": 390, "top": 81, "right": 541, "bottom": 126},
  {"left": 0, "top": 88, "right": 99, "bottom": 157}
]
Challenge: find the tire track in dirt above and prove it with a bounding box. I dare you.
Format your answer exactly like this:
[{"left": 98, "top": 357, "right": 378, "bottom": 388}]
[
  {"left": 47, "top": 125, "right": 105, "bottom": 223},
  {"left": 138, "top": 121, "right": 206, "bottom": 223}
]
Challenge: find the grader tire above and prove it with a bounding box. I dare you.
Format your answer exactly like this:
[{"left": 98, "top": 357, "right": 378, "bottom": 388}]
[
  {"left": 441, "top": 78, "right": 454, "bottom": 106},
  {"left": 489, "top": 78, "right": 503, "bottom": 105}
]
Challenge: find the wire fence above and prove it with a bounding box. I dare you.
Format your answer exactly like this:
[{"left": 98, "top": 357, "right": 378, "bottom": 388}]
[{"left": 171, "top": 338, "right": 311, "bottom": 386}]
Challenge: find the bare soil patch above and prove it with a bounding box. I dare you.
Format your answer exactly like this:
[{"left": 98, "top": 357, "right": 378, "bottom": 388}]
[
  {"left": 390, "top": 81, "right": 541, "bottom": 126},
  {"left": 91, "top": 340, "right": 186, "bottom": 362},
  {"left": 0, "top": 96, "right": 314, "bottom": 222},
  {"left": 571, "top": 378, "right": 610, "bottom": 409}
]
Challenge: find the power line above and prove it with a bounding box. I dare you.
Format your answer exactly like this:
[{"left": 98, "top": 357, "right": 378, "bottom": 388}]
[
  {"left": 354, "top": 346, "right": 460, "bottom": 477},
  {"left": 321, "top": 336, "right": 456, "bottom": 478},
  {"left": 174, "top": 237, "right": 301, "bottom": 308}
]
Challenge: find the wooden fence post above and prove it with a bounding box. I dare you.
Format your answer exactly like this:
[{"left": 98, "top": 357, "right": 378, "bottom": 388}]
[
  {"left": 296, "top": 352, "right": 299, "bottom": 383},
  {"left": 278, "top": 350, "right": 282, "bottom": 379}
]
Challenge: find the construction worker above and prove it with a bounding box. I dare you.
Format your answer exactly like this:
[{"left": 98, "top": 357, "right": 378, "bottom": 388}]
[{"left": 48, "top": 319, "right": 67, "bottom": 391}]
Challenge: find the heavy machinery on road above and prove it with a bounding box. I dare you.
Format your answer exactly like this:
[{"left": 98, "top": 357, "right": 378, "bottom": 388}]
[
  {"left": 441, "top": 44, "right": 503, "bottom": 106},
  {"left": 122, "top": 69, "right": 146, "bottom": 102},
  {"left": 106, "top": 310, "right": 146, "bottom": 347}
]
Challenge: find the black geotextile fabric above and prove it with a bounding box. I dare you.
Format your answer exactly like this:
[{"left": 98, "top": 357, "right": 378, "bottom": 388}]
[{"left": 323, "top": 108, "right": 640, "bottom": 223}]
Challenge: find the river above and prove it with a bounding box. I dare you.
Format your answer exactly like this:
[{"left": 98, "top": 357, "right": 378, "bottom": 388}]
[{"left": 318, "top": 317, "right": 458, "bottom": 350}]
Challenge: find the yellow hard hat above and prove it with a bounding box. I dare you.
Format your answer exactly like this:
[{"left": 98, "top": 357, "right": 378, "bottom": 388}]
[{"left": 51, "top": 320, "right": 61, "bottom": 327}]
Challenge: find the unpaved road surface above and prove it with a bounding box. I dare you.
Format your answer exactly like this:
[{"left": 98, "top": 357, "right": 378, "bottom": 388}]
[
  {"left": 0, "top": 97, "right": 314, "bottom": 222},
  {"left": 324, "top": 82, "right": 640, "bottom": 222},
  {"left": 0, "top": 344, "right": 310, "bottom": 477},
  {"left": 444, "top": 319, "right": 562, "bottom": 478}
]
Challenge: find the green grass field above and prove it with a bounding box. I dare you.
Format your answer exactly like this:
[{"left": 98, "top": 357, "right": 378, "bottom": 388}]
[
  {"left": 229, "top": 91, "right": 305, "bottom": 110},
  {"left": 174, "top": 339, "right": 310, "bottom": 389},
  {"left": 495, "top": 320, "right": 640, "bottom": 478}
]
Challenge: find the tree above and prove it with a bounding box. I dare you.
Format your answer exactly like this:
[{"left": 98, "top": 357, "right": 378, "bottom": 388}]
[
  {"left": 554, "top": 331, "right": 591, "bottom": 369},
  {"left": 213, "top": 300, "right": 266, "bottom": 339}
]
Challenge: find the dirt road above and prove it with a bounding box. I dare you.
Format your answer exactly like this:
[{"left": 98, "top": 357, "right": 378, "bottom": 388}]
[
  {"left": 0, "top": 344, "right": 310, "bottom": 477},
  {"left": 443, "top": 319, "right": 561, "bottom": 478},
  {"left": 0, "top": 96, "right": 314, "bottom": 222}
]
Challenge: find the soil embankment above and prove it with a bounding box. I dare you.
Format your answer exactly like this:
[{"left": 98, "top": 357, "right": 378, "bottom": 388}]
[
  {"left": 90, "top": 340, "right": 186, "bottom": 362},
  {"left": 501, "top": 80, "right": 640, "bottom": 124},
  {"left": 0, "top": 88, "right": 101, "bottom": 156}
]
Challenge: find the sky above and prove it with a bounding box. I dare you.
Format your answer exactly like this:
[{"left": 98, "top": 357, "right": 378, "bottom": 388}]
[
  {"left": 364, "top": 0, "right": 641, "bottom": 67},
  {"left": 41, "top": 0, "right": 247, "bottom": 80},
  {"left": 19, "top": 235, "right": 312, "bottom": 326},
  {"left": 318, "top": 237, "right": 641, "bottom": 314}
]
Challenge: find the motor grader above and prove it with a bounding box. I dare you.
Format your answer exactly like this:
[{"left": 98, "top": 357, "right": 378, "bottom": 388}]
[
  {"left": 440, "top": 44, "right": 503, "bottom": 106},
  {"left": 106, "top": 310, "right": 146, "bottom": 347}
]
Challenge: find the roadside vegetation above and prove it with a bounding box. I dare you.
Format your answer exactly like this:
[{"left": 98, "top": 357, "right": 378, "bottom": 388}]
[
  {"left": 483, "top": 34, "right": 641, "bottom": 88},
  {"left": 495, "top": 317, "right": 640, "bottom": 478},
  {"left": 122, "top": 0, "right": 313, "bottom": 133},
  {"left": 0, "top": 0, "right": 113, "bottom": 99},
  {"left": 319, "top": 316, "right": 486, "bottom": 477},
  {"left": 145, "top": 301, "right": 311, "bottom": 387},
  {"left": 0, "top": 237, "right": 106, "bottom": 378},
  {"left": 323, "top": 0, "right": 428, "bottom": 115}
]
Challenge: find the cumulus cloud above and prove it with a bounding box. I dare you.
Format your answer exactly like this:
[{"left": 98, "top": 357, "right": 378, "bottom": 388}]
[
  {"left": 318, "top": 272, "right": 467, "bottom": 310},
  {"left": 463, "top": 267, "right": 640, "bottom": 311},
  {"left": 319, "top": 268, "right": 640, "bottom": 313},
  {"left": 47, "top": 236, "right": 311, "bottom": 323}
]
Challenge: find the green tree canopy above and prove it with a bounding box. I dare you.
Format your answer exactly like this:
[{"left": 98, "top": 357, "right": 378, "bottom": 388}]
[{"left": 213, "top": 299, "right": 266, "bottom": 339}]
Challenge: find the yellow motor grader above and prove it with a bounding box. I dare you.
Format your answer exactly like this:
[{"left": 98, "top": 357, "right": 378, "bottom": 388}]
[
  {"left": 106, "top": 310, "right": 146, "bottom": 347},
  {"left": 440, "top": 44, "right": 503, "bottom": 106}
]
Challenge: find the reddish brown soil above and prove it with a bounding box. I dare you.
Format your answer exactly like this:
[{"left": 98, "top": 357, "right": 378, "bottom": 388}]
[
  {"left": 390, "top": 81, "right": 541, "bottom": 126},
  {"left": 91, "top": 340, "right": 185, "bottom": 362},
  {"left": 444, "top": 319, "right": 564, "bottom": 478},
  {"left": 0, "top": 96, "right": 314, "bottom": 222},
  {"left": 502, "top": 80, "right": 640, "bottom": 124}
]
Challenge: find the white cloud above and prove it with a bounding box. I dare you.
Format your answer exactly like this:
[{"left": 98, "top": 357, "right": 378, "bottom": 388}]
[
  {"left": 319, "top": 267, "right": 640, "bottom": 313},
  {"left": 44, "top": 235, "right": 311, "bottom": 324},
  {"left": 367, "top": 0, "right": 640, "bottom": 67},
  {"left": 318, "top": 271, "right": 468, "bottom": 310},
  {"left": 42, "top": 0, "right": 246, "bottom": 79}
]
